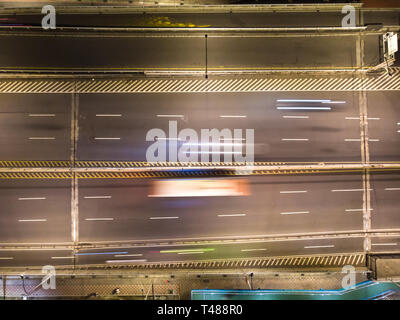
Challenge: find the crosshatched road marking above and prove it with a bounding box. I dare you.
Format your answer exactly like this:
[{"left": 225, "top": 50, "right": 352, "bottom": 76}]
[{"left": 2, "top": 68, "right": 400, "bottom": 93}]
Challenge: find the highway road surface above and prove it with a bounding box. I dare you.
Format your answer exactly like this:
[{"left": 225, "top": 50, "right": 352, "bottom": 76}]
[
  {"left": 1, "top": 90, "right": 399, "bottom": 162},
  {"left": 0, "top": 171, "right": 398, "bottom": 242},
  {"left": 0, "top": 32, "right": 380, "bottom": 71},
  {"left": 1, "top": 235, "right": 398, "bottom": 268},
  {"left": 0, "top": 86, "right": 399, "bottom": 269},
  {"left": 0, "top": 174, "right": 365, "bottom": 243}
]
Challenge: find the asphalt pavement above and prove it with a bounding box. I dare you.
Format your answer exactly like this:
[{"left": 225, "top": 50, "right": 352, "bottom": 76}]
[
  {"left": 0, "top": 88, "right": 400, "bottom": 269},
  {"left": 78, "top": 174, "right": 364, "bottom": 242},
  {"left": 79, "top": 91, "right": 362, "bottom": 162},
  {"left": 0, "top": 91, "right": 367, "bottom": 162},
  {"left": 367, "top": 92, "right": 400, "bottom": 162},
  {"left": 0, "top": 179, "right": 71, "bottom": 243},
  {"left": 0, "top": 33, "right": 379, "bottom": 71},
  {"left": 0, "top": 93, "right": 70, "bottom": 160}
]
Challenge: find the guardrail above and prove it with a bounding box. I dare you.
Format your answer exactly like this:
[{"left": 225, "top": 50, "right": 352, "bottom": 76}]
[
  {"left": 0, "top": 25, "right": 369, "bottom": 32},
  {"left": 1, "top": 229, "right": 399, "bottom": 250},
  {"left": 0, "top": 3, "right": 364, "bottom": 15},
  {"left": 0, "top": 162, "right": 399, "bottom": 179},
  {"left": 0, "top": 253, "right": 367, "bottom": 272},
  {"left": 3, "top": 69, "right": 400, "bottom": 92},
  {"left": 67, "top": 253, "right": 368, "bottom": 270}
]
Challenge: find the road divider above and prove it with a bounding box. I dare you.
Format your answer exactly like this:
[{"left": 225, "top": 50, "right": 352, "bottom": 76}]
[
  {"left": 0, "top": 162, "right": 399, "bottom": 179},
  {"left": 2, "top": 68, "right": 400, "bottom": 93}
]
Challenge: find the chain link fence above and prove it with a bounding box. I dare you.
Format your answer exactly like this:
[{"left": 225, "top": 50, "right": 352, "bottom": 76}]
[{"left": 0, "top": 269, "right": 370, "bottom": 299}]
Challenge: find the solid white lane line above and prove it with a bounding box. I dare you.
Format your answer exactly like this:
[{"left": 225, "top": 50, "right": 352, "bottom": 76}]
[
  {"left": 85, "top": 218, "right": 114, "bottom": 221},
  {"left": 385, "top": 188, "right": 400, "bottom": 191},
  {"left": 18, "top": 197, "right": 46, "bottom": 200},
  {"left": 282, "top": 115, "right": 310, "bottom": 119},
  {"left": 371, "top": 243, "right": 397, "bottom": 246},
  {"left": 397, "top": 123, "right": 400, "bottom": 125},
  {"left": 18, "top": 219, "right": 47, "bottom": 222},
  {"left": 51, "top": 256, "right": 74, "bottom": 259},
  {"left": 28, "top": 137, "right": 55, "bottom": 140},
  {"left": 84, "top": 196, "right": 112, "bottom": 199},
  {"left": 28, "top": 114, "right": 55, "bottom": 117},
  {"left": 0, "top": 257, "right": 14, "bottom": 260},
  {"left": 280, "top": 211, "right": 309, "bottom": 215},
  {"left": 281, "top": 138, "right": 309, "bottom": 141},
  {"left": 220, "top": 138, "right": 245, "bottom": 141},
  {"left": 331, "top": 189, "right": 367, "bottom": 192},
  {"left": 304, "top": 245, "right": 334, "bottom": 249},
  {"left": 345, "top": 208, "right": 373, "bottom": 212},
  {"left": 280, "top": 190, "right": 307, "bottom": 194},
  {"left": 217, "top": 214, "right": 246, "bottom": 217},
  {"left": 277, "top": 99, "right": 331, "bottom": 103},
  {"left": 189, "top": 151, "right": 242, "bottom": 154},
  {"left": 368, "top": 139, "right": 380, "bottom": 142},
  {"left": 149, "top": 216, "right": 179, "bottom": 220},
  {"left": 156, "top": 115, "right": 184, "bottom": 118},
  {"left": 322, "top": 101, "right": 346, "bottom": 104},
  {"left": 106, "top": 259, "right": 147, "bottom": 263},
  {"left": 183, "top": 142, "right": 243, "bottom": 147},
  {"left": 277, "top": 107, "right": 331, "bottom": 111},
  {"left": 94, "top": 137, "right": 121, "bottom": 140},
  {"left": 156, "top": 137, "right": 183, "bottom": 141},
  {"left": 96, "top": 114, "right": 122, "bottom": 117},
  {"left": 178, "top": 252, "right": 205, "bottom": 255},
  {"left": 114, "top": 254, "right": 143, "bottom": 257},
  {"left": 241, "top": 248, "right": 267, "bottom": 252},
  {"left": 219, "top": 115, "right": 247, "bottom": 118},
  {"left": 398, "top": 130, "right": 400, "bottom": 133},
  {"left": 368, "top": 118, "right": 380, "bottom": 120}
]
